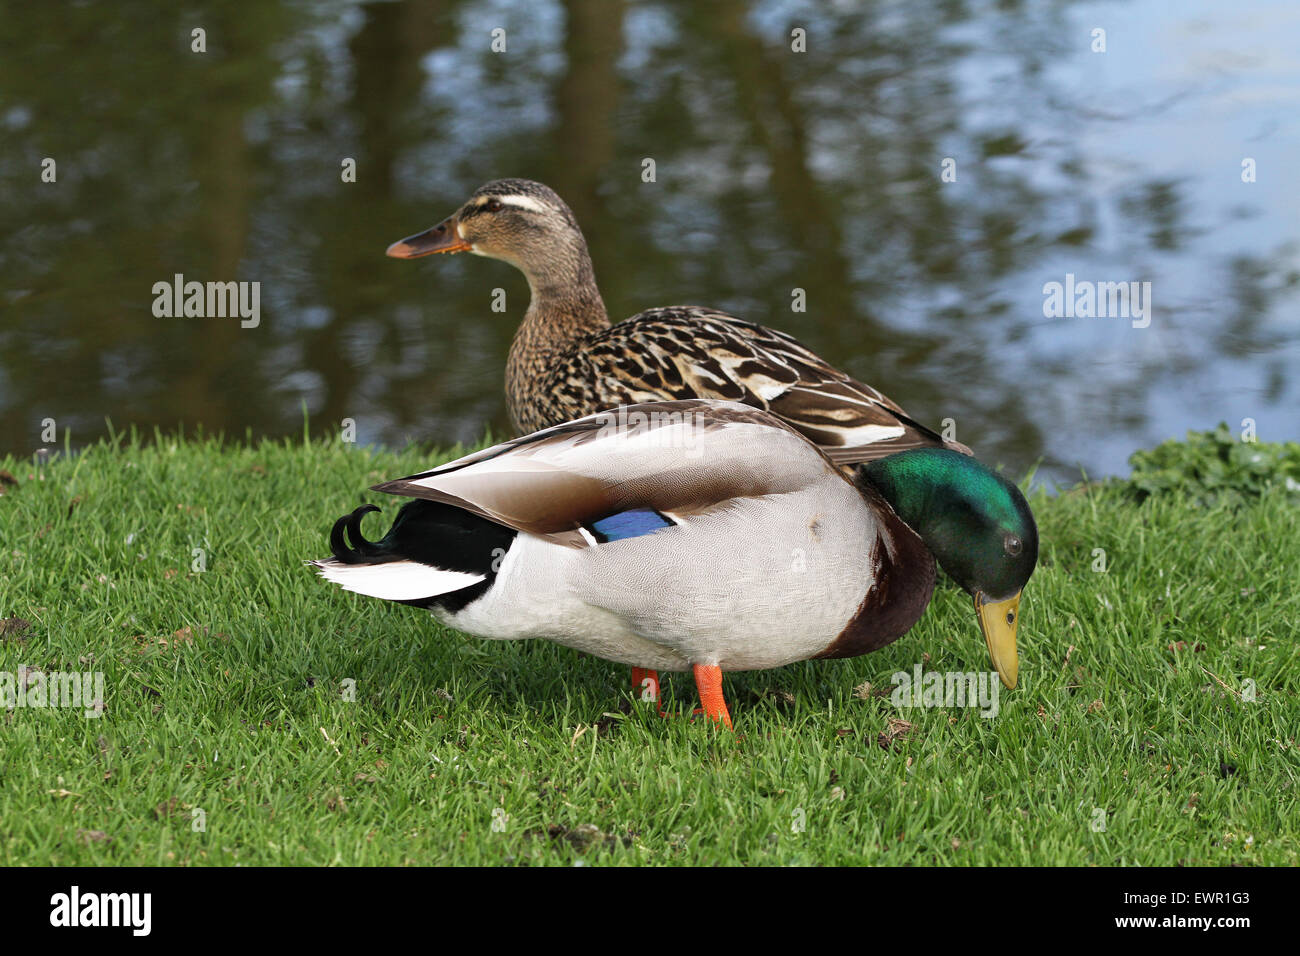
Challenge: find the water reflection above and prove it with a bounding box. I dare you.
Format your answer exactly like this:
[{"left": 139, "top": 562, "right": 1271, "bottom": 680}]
[{"left": 1, "top": 0, "right": 1296, "bottom": 482}]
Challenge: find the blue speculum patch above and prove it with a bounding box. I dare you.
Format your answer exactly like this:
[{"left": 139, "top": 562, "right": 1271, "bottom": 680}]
[{"left": 589, "top": 508, "right": 674, "bottom": 543}]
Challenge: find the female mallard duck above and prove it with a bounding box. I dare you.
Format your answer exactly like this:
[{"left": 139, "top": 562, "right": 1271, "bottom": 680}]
[
  {"left": 385, "top": 178, "right": 969, "bottom": 466},
  {"left": 312, "top": 401, "right": 1037, "bottom": 729}
]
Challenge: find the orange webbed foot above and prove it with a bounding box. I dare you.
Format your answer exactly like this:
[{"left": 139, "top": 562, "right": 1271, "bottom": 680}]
[
  {"left": 692, "top": 663, "right": 733, "bottom": 731},
  {"left": 631, "top": 667, "right": 670, "bottom": 717},
  {"left": 631, "top": 665, "right": 734, "bottom": 730}
]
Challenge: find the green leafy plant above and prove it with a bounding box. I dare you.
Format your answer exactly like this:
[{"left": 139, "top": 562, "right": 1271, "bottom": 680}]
[{"left": 1124, "top": 423, "right": 1300, "bottom": 506}]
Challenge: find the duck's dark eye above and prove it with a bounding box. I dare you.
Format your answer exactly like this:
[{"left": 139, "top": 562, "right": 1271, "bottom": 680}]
[
  {"left": 485, "top": 199, "right": 503, "bottom": 213},
  {"left": 1004, "top": 534, "right": 1022, "bottom": 557},
  {"left": 1006, "top": 610, "right": 1016, "bottom": 626}
]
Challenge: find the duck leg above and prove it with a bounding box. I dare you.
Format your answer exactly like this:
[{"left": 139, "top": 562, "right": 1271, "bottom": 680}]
[
  {"left": 692, "top": 663, "right": 733, "bottom": 730},
  {"left": 632, "top": 664, "right": 733, "bottom": 729},
  {"left": 631, "top": 667, "right": 661, "bottom": 706}
]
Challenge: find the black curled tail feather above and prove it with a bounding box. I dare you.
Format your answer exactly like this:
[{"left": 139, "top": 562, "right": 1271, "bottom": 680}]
[
  {"left": 324, "top": 498, "right": 518, "bottom": 582},
  {"left": 329, "top": 504, "right": 398, "bottom": 564}
]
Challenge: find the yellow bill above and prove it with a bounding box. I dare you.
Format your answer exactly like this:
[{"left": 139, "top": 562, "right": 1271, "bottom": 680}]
[{"left": 975, "top": 590, "right": 1021, "bottom": 689}]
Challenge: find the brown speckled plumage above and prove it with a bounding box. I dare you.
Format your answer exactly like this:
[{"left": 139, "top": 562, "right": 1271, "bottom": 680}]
[{"left": 389, "top": 179, "right": 968, "bottom": 464}]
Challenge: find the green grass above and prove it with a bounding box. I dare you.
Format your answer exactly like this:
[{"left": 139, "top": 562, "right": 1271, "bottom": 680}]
[{"left": 0, "top": 426, "right": 1296, "bottom": 866}]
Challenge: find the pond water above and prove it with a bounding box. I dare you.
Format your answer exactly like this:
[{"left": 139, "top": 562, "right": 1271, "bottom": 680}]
[{"left": 2, "top": 0, "right": 1297, "bottom": 484}]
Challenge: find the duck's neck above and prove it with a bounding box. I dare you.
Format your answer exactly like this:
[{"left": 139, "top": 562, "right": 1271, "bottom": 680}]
[
  {"left": 505, "top": 244, "right": 610, "bottom": 410},
  {"left": 520, "top": 267, "right": 610, "bottom": 346}
]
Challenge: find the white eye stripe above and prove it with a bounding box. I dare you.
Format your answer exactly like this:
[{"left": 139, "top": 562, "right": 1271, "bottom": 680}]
[{"left": 477, "top": 194, "right": 550, "bottom": 214}]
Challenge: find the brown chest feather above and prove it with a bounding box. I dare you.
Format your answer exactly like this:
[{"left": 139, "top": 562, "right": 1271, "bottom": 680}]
[{"left": 814, "top": 498, "right": 937, "bottom": 660}]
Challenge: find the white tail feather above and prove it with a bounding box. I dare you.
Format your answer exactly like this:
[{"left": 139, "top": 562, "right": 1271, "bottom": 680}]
[{"left": 312, "top": 559, "right": 484, "bottom": 602}]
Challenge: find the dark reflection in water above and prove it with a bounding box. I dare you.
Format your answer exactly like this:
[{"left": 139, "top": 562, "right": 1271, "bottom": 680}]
[{"left": 2, "top": 0, "right": 1296, "bottom": 482}]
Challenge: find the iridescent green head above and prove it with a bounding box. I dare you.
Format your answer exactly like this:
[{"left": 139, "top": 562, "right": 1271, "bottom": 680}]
[{"left": 858, "top": 449, "right": 1039, "bottom": 687}]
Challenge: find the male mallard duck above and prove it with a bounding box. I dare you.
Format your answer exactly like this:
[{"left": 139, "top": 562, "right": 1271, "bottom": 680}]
[
  {"left": 385, "top": 178, "right": 969, "bottom": 465},
  {"left": 312, "top": 400, "right": 1037, "bottom": 729}
]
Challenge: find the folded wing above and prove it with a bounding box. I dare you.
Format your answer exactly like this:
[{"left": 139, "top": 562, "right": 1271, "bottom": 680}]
[
  {"left": 371, "top": 399, "right": 842, "bottom": 545},
  {"left": 583, "top": 309, "right": 968, "bottom": 464}
]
